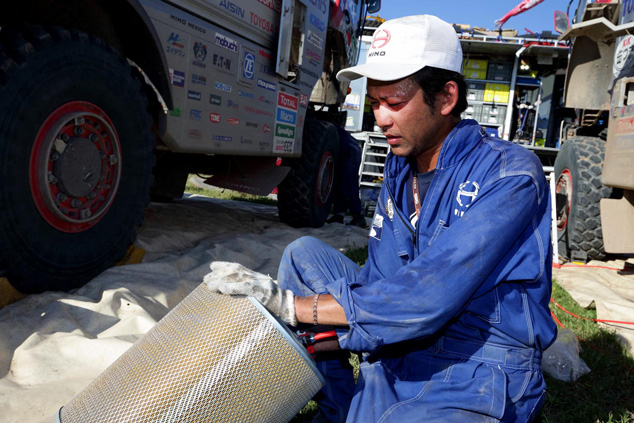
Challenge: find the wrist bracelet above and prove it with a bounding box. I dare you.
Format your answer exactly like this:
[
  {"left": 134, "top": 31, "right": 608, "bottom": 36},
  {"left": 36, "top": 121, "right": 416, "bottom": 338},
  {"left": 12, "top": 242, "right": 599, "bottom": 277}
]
[{"left": 312, "top": 294, "right": 320, "bottom": 325}]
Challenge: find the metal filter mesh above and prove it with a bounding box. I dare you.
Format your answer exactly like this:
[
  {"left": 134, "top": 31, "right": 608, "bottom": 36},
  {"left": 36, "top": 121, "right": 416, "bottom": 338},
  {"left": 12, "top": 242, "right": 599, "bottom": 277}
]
[{"left": 58, "top": 284, "right": 324, "bottom": 423}]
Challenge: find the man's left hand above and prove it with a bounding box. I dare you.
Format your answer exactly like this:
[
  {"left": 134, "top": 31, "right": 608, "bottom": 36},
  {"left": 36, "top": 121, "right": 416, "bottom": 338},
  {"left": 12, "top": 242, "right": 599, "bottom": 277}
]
[{"left": 204, "top": 262, "right": 297, "bottom": 326}]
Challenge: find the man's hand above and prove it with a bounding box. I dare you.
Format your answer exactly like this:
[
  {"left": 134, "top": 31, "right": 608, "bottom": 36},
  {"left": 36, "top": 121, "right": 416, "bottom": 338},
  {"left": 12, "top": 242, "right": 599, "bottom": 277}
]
[{"left": 204, "top": 262, "right": 297, "bottom": 326}]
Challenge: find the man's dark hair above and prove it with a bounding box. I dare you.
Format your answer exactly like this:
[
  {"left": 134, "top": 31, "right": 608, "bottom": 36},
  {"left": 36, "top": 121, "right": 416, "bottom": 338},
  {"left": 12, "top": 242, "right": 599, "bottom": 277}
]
[{"left": 410, "top": 66, "right": 468, "bottom": 118}]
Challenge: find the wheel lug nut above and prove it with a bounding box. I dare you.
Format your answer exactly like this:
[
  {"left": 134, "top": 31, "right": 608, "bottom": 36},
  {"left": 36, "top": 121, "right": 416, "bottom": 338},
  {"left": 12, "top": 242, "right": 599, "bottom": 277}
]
[
  {"left": 48, "top": 174, "right": 58, "bottom": 184},
  {"left": 51, "top": 152, "right": 60, "bottom": 161},
  {"left": 58, "top": 193, "right": 67, "bottom": 202},
  {"left": 89, "top": 134, "right": 99, "bottom": 142},
  {"left": 88, "top": 192, "right": 96, "bottom": 200},
  {"left": 109, "top": 155, "right": 118, "bottom": 165},
  {"left": 60, "top": 133, "right": 70, "bottom": 142},
  {"left": 71, "top": 199, "right": 82, "bottom": 208},
  {"left": 74, "top": 126, "right": 85, "bottom": 136},
  {"left": 74, "top": 116, "right": 85, "bottom": 125}
]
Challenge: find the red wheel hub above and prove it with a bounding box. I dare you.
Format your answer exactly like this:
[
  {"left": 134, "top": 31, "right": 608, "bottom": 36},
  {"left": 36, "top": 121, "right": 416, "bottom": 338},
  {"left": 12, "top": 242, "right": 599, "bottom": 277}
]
[
  {"left": 556, "top": 169, "right": 573, "bottom": 231},
  {"left": 316, "top": 152, "right": 335, "bottom": 207},
  {"left": 29, "top": 101, "right": 122, "bottom": 233}
]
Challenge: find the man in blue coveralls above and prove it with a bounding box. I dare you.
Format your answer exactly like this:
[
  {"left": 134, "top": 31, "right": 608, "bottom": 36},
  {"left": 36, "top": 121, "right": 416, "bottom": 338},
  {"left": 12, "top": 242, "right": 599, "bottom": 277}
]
[{"left": 207, "top": 14, "right": 557, "bottom": 423}]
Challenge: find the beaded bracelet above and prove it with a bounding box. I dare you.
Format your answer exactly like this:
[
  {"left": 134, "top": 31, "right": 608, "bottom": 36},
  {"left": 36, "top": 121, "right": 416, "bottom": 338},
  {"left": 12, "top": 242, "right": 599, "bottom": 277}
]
[{"left": 312, "top": 294, "right": 320, "bottom": 325}]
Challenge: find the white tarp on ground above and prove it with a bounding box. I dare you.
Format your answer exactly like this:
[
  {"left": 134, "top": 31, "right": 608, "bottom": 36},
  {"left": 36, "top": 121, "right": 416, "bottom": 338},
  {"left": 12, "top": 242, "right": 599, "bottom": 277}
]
[
  {"left": 0, "top": 195, "right": 369, "bottom": 423},
  {"left": 553, "top": 259, "right": 634, "bottom": 352}
]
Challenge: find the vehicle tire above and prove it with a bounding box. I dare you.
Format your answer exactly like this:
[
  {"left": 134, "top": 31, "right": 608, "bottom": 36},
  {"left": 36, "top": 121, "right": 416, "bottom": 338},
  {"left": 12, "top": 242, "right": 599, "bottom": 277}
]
[
  {"left": 554, "top": 136, "right": 612, "bottom": 261},
  {"left": 0, "top": 27, "right": 155, "bottom": 293},
  {"left": 278, "top": 119, "right": 340, "bottom": 228}
]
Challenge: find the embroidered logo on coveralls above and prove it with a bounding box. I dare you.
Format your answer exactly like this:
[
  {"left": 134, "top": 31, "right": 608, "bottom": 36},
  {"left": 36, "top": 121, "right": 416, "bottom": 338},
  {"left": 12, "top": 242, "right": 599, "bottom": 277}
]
[
  {"left": 454, "top": 181, "right": 480, "bottom": 217},
  {"left": 370, "top": 214, "right": 384, "bottom": 240},
  {"left": 386, "top": 198, "right": 394, "bottom": 221}
]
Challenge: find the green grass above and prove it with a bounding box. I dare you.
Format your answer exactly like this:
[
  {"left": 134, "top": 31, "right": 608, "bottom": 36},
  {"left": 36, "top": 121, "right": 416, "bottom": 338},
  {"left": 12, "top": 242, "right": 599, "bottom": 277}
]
[
  {"left": 184, "top": 176, "right": 277, "bottom": 206},
  {"left": 542, "top": 281, "right": 634, "bottom": 423}
]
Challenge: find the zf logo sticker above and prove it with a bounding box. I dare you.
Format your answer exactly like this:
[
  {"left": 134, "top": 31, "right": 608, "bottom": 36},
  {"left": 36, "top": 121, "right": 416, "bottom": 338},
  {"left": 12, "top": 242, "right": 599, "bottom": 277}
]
[{"left": 243, "top": 51, "right": 255, "bottom": 80}]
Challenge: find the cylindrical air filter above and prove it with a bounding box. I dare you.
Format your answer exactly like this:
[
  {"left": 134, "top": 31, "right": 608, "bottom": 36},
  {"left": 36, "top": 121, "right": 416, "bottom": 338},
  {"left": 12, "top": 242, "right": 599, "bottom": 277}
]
[{"left": 57, "top": 284, "right": 324, "bottom": 423}]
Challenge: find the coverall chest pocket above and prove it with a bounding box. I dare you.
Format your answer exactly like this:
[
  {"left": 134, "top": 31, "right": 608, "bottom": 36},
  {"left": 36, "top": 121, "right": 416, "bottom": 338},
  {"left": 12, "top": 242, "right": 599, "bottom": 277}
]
[{"left": 427, "top": 219, "right": 449, "bottom": 247}]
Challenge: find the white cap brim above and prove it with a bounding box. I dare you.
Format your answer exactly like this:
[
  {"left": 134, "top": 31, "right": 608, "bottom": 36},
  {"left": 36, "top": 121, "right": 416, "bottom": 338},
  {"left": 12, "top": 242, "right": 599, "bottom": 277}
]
[{"left": 337, "top": 63, "right": 426, "bottom": 82}]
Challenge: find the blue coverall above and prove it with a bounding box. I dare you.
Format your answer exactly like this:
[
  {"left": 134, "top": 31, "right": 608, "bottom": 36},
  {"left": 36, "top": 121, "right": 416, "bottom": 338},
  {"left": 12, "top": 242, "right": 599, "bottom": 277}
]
[{"left": 278, "top": 119, "right": 557, "bottom": 422}]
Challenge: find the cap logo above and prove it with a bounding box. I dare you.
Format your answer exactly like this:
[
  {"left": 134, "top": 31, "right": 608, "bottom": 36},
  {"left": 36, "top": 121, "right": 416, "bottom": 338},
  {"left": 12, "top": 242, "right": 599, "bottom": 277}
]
[{"left": 372, "top": 29, "right": 391, "bottom": 49}]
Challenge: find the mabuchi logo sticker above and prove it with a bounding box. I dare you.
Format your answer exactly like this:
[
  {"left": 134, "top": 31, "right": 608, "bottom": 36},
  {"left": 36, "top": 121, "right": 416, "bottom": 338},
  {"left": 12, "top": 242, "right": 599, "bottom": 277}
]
[{"left": 214, "top": 33, "right": 239, "bottom": 53}]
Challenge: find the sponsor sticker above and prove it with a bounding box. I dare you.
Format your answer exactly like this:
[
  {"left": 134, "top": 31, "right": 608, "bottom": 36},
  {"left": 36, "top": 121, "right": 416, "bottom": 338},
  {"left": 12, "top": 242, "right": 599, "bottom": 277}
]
[
  {"left": 243, "top": 51, "right": 255, "bottom": 80},
  {"left": 300, "top": 93, "right": 308, "bottom": 107},
  {"left": 193, "top": 42, "right": 207, "bottom": 68},
  {"left": 170, "top": 69, "right": 185, "bottom": 87},
  {"left": 213, "top": 135, "right": 232, "bottom": 142},
  {"left": 227, "top": 117, "right": 240, "bottom": 125},
  {"left": 309, "top": 13, "right": 326, "bottom": 32},
  {"left": 188, "top": 129, "right": 202, "bottom": 139},
  {"left": 275, "top": 123, "right": 295, "bottom": 139},
  {"left": 307, "top": 30, "right": 323, "bottom": 49},
  {"left": 166, "top": 32, "right": 186, "bottom": 57},
  {"left": 214, "top": 33, "right": 239, "bottom": 53},
  {"left": 169, "top": 107, "right": 182, "bottom": 117},
  {"left": 210, "top": 94, "right": 222, "bottom": 105},
  {"left": 257, "top": 78, "right": 277, "bottom": 91},
  {"left": 276, "top": 108, "right": 297, "bottom": 125},
  {"left": 246, "top": 121, "right": 258, "bottom": 128},
  {"left": 192, "top": 74, "right": 207, "bottom": 85},
  {"left": 189, "top": 109, "right": 202, "bottom": 120},
  {"left": 215, "top": 81, "right": 232, "bottom": 92},
  {"left": 188, "top": 90, "right": 202, "bottom": 101},
  {"left": 219, "top": 0, "right": 245, "bottom": 18},
  {"left": 212, "top": 53, "right": 232, "bottom": 72},
  {"left": 238, "top": 90, "right": 255, "bottom": 99},
  {"left": 278, "top": 92, "right": 298, "bottom": 110},
  {"left": 227, "top": 99, "right": 239, "bottom": 109},
  {"left": 210, "top": 113, "right": 221, "bottom": 123}
]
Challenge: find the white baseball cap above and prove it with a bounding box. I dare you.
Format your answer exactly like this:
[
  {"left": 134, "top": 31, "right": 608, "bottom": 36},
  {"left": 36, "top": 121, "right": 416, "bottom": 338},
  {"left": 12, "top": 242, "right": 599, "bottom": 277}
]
[{"left": 337, "top": 15, "right": 463, "bottom": 82}]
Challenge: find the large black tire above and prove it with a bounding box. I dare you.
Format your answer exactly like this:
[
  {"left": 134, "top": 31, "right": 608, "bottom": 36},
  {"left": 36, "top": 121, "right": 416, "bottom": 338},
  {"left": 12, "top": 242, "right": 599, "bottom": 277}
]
[
  {"left": 554, "top": 136, "right": 612, "bottom": 261},
  {"left": 278, "top": 119, "right": 340, "bottom": 228},
  {"left": 0, "top": 27, "right": 155, "bottom": 293}
]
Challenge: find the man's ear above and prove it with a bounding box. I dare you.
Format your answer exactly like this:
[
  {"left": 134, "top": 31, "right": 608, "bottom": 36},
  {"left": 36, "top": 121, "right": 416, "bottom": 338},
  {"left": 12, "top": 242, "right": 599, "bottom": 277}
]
[{"left": 438, "top": 81, "right": 459, "bottom": 117}]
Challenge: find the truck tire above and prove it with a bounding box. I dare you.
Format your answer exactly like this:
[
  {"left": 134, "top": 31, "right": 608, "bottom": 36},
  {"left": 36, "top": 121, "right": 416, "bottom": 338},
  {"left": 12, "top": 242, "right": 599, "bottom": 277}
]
[
  {"left": 278, "top": 119, "right": 340, "bottom": 228},
  {"left": 554, "top": 136, "right": 612, "bottom": 261},
  {"left": 0, "top": 27, "right": 155, "bottom": 293}
]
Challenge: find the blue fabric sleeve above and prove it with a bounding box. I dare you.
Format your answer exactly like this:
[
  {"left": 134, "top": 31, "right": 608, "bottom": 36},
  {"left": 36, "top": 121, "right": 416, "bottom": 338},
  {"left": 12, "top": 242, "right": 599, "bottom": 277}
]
[{"left": 336, "top": 173, "right": 548, "bottom": 352}]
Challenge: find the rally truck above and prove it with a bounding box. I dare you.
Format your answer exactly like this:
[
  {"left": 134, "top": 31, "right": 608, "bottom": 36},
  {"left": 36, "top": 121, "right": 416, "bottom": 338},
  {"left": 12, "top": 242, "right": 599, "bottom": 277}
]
[
  {"left": 554, "top": 0, "right": 634, "bottom": 262},
  {"left": 0, "top": 0, "right": 381, "bottom": 293}
]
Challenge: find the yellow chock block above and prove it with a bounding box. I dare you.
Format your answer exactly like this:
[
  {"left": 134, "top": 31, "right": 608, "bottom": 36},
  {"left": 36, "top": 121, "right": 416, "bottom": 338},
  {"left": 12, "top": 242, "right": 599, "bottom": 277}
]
[
  {"left": 116, "top": 245, "right": 146, "bottom": 266},
  {"left": 0, "top": 277, "right": 26, "bottom": 309}
]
